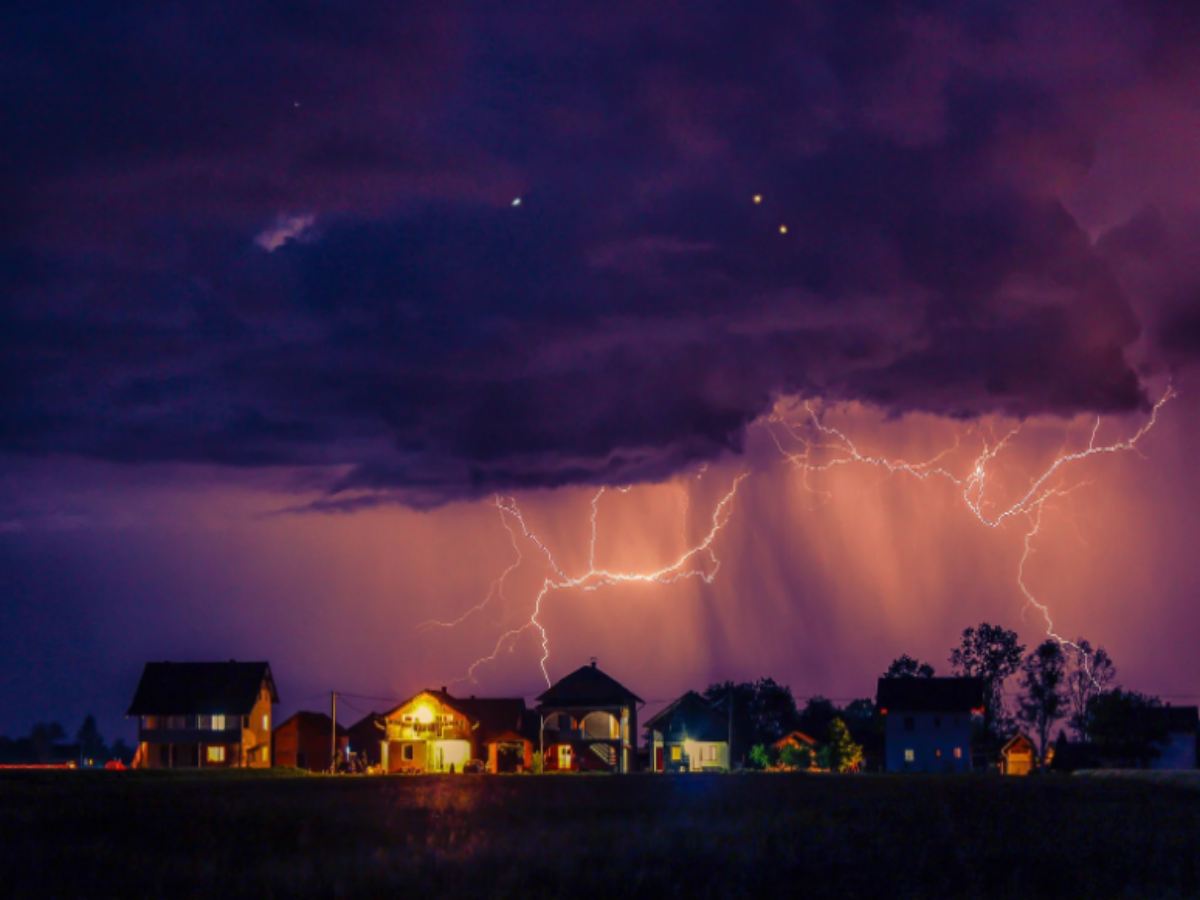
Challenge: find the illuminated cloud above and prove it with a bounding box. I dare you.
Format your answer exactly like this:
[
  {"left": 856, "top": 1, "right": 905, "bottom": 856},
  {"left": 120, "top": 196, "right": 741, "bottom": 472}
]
[{"left": 255, "top": 213, "right": 316, "bottom": 252}]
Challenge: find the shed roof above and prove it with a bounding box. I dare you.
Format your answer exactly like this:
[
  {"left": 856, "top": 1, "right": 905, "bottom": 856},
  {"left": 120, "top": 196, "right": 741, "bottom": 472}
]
[
  {"left": 127, "top": 661, "right": 278, "bottom": 715},
  {"left": 876, "top": 676, "right": 984, "bottom": 713}
]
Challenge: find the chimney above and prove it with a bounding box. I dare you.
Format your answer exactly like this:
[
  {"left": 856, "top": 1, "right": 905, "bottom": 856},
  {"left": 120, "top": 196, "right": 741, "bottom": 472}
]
[{"left": 590, "top": 657, "right": 598, "bottom": 668}]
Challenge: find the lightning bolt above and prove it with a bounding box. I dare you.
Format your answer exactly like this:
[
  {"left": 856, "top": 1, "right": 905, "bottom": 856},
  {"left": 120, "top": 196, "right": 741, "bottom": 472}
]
[
  {"left": 770, "top": 386, "right": 1175, "bottom": 682},
  {"left": 449, "top": 473, "right": 747, "bottom": 687}
]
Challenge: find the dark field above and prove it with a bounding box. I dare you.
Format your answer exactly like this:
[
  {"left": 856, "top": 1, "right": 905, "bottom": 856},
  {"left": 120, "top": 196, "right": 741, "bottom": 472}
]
[{"left": 3, "top": 772, "right": 1199, "bottom": 898}]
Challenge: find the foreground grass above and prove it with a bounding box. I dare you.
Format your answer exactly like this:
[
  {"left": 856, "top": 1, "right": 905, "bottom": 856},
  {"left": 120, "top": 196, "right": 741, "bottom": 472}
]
[{"left": 2, "top": 771, "right": 1198, "bottom": 898}]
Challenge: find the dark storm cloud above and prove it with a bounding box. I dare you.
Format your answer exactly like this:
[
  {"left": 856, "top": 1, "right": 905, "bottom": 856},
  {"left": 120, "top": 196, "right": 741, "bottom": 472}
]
[{"left": 2, "top": 1, "right": 1194, "bottom": 501}]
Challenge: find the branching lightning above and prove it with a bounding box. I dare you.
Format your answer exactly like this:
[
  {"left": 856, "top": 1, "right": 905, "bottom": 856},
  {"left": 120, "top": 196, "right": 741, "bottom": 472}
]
[
  {"left": 448, "top": 474, "right": 747, "bottom": 687},
  {"left": 768, "top": 386, "right": 1175, "bottom": 681},
  {"left": 433, "top": 382, "right": 1171, "bottom": 692}
]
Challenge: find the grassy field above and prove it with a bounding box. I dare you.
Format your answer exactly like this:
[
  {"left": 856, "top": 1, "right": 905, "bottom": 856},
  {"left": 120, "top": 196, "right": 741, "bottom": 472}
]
[{"left": 3, "top": 771, "right": 1199, "bottom": 898}]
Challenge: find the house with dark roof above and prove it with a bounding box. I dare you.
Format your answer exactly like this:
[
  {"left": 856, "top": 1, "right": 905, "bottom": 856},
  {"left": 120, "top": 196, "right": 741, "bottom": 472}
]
[
  {"left": 272, "top": 711, "right": 347, "bottom": 772},
  {"left": 127, "top": 661, "right": 278, "bottom": 768},
  {"left": 876, "top": 676, "right": 984, "bottom": 773},
  {"left": 645, "top": 691, "right": 729, "bottom": 772},
  {"left": 537, "top": 660, "right": 641, "bottom": 773},
  {"left": 379, "top": 689, "right": 533, "bottom": 773}
]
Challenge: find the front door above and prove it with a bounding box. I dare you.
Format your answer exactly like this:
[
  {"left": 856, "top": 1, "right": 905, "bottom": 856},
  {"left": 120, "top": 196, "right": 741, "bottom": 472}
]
[{"left": 557, "top": 744, "right": 573, "bottom": 771}]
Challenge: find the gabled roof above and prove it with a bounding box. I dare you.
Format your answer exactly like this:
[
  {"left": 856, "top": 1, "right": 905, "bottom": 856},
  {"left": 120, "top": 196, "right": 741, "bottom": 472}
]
[
  {"left": 274, "top": 710, "right": 346, "bottom": 736},
  {"left": 644, "top": 691, "right": 726, "bottom": 742},
  {"left": 537, "top": 662, "right": 643, "bottom": 706},
  {"left": 346, "top": 712, "right": 384, "bottom": 736},
  {"left": 1001, "top": 732, "right": 1035, "bottom": 754},
  {"left": 127, "top": 661, "right": 278, "bottom": 715},
  {"left": 876, "top": 676, "right": 984, "bottom": 713},
  {"left": 774, "top": 730, "right": 818, "bottom": 749}
]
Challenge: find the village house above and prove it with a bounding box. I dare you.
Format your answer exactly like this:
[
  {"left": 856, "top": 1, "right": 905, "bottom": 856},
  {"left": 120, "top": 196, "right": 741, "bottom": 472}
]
[
  {"left": 272, "top": 711, "right": 348, "bottom": 772},
  {"left": 127, "top": 661, "right": 278, "bottom": 769},
  {"left": 346, "top": 711, "right": 386, "bottom": 768},
  {"left": 1000, "top": 732, "right": 1037, "bottom": 775},
  {"left": 645, "top": 691, "right": 729, "bottom": 772},
  {"left": 379, "top": 689, "right": 533, "bottom": 773},
  {"left": 538, "top": 660, "right": 641, "bottom": 773},
  {"left": 774, "top": 730, "right": 820, "bottom": 770},
  {"left": 876, "top": 676, "right": 984, "bottom": 773}
]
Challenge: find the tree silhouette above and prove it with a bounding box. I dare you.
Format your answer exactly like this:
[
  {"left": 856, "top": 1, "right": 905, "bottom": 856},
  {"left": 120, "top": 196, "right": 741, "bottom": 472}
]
[
  {"left": 883, "top": 654, "right": 935, "bottom": 679},
  {"left": 949, "top": 623, "right": 1024, "bottom": 738},
  {"left": 1017, "top": 640, "right": 1067, "bottom": 759}
]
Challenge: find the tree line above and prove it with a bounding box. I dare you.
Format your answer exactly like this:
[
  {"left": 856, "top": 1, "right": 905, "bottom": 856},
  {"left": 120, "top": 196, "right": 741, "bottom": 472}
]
[{"left": 0, "top": 715, "right": 132, "bottom": 766}]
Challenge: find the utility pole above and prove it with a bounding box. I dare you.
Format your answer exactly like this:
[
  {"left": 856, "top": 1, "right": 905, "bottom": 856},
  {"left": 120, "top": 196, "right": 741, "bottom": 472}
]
[{"left": 330, "top": 690, "right": 338, "bottom": 773}]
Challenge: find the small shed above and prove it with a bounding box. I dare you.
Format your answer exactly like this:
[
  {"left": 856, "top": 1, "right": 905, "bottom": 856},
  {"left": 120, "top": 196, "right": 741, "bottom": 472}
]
[{"left": 1000, "top": 733, "right": 1036, "bottom": 775}]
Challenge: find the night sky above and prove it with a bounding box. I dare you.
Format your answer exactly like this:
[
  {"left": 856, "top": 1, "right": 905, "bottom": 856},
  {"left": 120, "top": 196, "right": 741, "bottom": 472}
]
[{"left": 3, "top": 2, "right": 1199, "bottom": 740}]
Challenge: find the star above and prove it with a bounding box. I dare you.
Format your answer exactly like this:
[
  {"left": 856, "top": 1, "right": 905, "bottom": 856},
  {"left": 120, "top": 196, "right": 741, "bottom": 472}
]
[{"left": 752, "top": 194, "right": 762, "bottom": 204}]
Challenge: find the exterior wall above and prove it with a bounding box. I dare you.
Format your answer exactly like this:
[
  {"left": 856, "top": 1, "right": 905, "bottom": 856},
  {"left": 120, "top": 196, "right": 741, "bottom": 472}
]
[
  {"left": 1151, "top": 732, "right": 1198, "bottom": 770},
  {"left": 884, "top": 711, "right": 972, "bottom": 773},
  {"left": 242, "top": 685, "right": 274, "bottom": 767},
  {"left": 487, "top": 740, "right": 533, "bottom": 773},
  {"left": 273, "top": 719, "right": 347, "bottom": 771}
]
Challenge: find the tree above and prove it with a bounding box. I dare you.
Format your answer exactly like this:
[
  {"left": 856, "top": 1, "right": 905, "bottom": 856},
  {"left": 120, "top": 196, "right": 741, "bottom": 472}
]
[
  {"left": 778, "top": 742, "right": 813, "bottom": 770},
  {"left": 1087, "top": 689, "right": 1169, "bottom": 768},
  {"left": 818, "top": 718, "right": 863, "bottom": 773},
  {"left": 949, "top": 623, "right": 1024, "bottom": 738},
  {"left": 1064, "top": 639, "right": 1116, "bottom": 740},
  {"left": 76, "top": 714, "right": 106, "bottom": 765},
  {"left": 747, "top": 744, "right": 773, "bottom": 770},
  {"left": 705, "top": 678, "right": 799, "bottom": 766},
  {"left": 29, "top": 722, "right": 65, "bottom": 763},
  {"left": 1017, "top": 640, "right": 1067, "bottom": 759},
  {"left": 796, "top": 696, "right": 838, "bottom": 743},
  {"left": 883, "top": 654, "right": 935, "bottom": 679}
]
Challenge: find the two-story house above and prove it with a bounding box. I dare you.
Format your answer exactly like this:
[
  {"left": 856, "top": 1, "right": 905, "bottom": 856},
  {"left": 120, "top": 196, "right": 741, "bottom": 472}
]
[
  {"left": 876, "top": 676, "right": 984, "bottom": 773},
  {"left": 379, "top": 689, "right": 532, "bottom": 773},
  {"left": 538, "top": 661, "right": 641, "bottom": 773},
  {"left": 127, "top": 661, "right": 278, "bottom": 768}
]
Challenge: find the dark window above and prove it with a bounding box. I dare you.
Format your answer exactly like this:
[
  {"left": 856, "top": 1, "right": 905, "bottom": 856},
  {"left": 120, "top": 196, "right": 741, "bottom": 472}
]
[
  {"left": 402, "top": 745, "right": 415, "bottom": 761},
  {"left": 297, "top": 751, "right": 307, "bottom": 769},
  {"left": 903, "top": 716, "right": 915, "bottom": 731},
  {"left": 933, "top": 716, "right": 941, "bottom": 728}
]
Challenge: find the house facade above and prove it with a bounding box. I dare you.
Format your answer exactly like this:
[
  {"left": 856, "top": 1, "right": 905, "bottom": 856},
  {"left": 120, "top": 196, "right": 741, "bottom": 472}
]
[
  {"left": 379, "top": 689, "right": 533, "bottom": 773},
  {"left": 876, "top": 677, "right": 984, "bottom": 773},
  {"left": 645, "top": 691, "right": 729, "bottom": 772},
  {"left": 537, "top": 661, "right": 641, "bottom": 773},
  {"left": 346, "top": 711, "right": 386, "bottom": 768},
  {"left": 1000, "top": 733, "right": 1036, "bottom": 775},
  {"left": 128, "top": 661, "right": 278, "bottom": 769},
  {"left": 272, "top": 711, "right": 347, "bottom": 772}
]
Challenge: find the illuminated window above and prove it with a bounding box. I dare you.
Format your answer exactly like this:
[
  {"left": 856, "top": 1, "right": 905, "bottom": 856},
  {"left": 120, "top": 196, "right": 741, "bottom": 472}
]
[
  {"left": 670, "top": 745, "right": 682, "bottom": 761},
  {"left": 211, "top": 714, "right": 225, "bottom": 730},
  {"left": 935, "top": 748, "right": 942, "bottom": 758},
  {"left": 702, "top": 745, "right": 719, "bottom": 761},
  {"left": 557, "top": 745, "right": 573, "bottom": 769},
  {"left": 953, "top": 747, "right": 963, "bottom": 759},
  {"left": 206, "top": 746, "right": 225, "bottom": 763},
  {"left": 904, "top": 748, "right": 915, "bottom": 763},
  {"left": 262, "top": 714, "right": 269, "bottom": 730}
]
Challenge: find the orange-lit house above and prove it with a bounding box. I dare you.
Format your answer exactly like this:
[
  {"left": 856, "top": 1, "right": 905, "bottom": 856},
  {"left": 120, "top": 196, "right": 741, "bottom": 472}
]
[
  {"left": 127, "top": 661, "right": 278, "bottom": 769},
  {"left": 537, "top": 661, "right": 641, "bottom": 773},
  {"left": 273, "top": 711, "right": 348, "bottom": 772},
  {"left": 773, "top": 730, "right": 820, "bottom": 770},
  {"left": 645, "top": 691, "right": 729, "bottom": 772},
  {"left": 380, "top": 689, "right": 533, "bottom": 773},
  {"left": 1000, "top": 732, "right": 1036, "bottom": 775}
]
